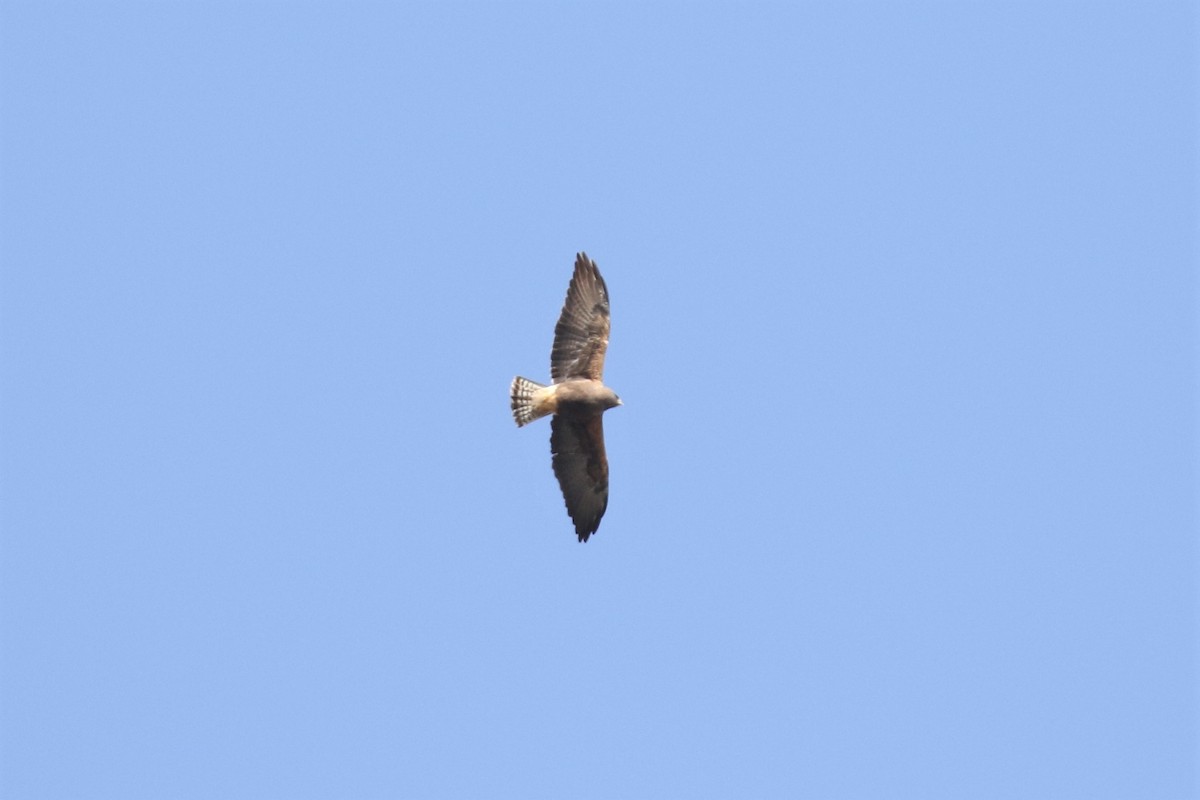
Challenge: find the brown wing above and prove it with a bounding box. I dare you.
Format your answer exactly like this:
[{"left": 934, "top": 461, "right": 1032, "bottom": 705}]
[
  {"left": 550, "top": 413, "right": 609, "bottom": 542},
  {"left": 550, "top": 252, "right": 611, "bottom": 383}
]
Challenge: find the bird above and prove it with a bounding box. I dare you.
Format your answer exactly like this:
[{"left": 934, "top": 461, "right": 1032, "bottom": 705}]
[{"left": 511, "top": 252, "right": 622, "bottom": 542}]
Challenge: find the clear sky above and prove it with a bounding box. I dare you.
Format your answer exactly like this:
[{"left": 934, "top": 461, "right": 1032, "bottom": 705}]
[{"left": 1, "top": 3, "right": 1196, "bottom": 798}]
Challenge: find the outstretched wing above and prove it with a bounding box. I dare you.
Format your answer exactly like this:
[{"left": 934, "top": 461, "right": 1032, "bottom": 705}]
[
  {"left": 550, "top": 253, "right": 610, "bottom": 383},
  {"left": 550, "top": 414, "right": 609, "bottom": 542}
]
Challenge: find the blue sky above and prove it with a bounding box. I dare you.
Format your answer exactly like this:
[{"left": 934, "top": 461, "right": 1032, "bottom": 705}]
[{"left": 1, "top": 2, "right": 1195, "bottom": 798}]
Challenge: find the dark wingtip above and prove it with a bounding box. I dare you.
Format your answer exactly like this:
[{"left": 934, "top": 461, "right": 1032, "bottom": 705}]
[
  {"left": 574, "top": 251, "right": 607, "bottom": 299},
  {"left": 575, "top": 517, "right": 600, "bottom": 542},
  {"left": 575, "top": 252, "right": 599, "bottom": 278}
]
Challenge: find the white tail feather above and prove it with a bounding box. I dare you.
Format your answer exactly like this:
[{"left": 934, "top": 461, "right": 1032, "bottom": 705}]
[{"left": 511, "top": 376, "right": 549, "bottom": 427}]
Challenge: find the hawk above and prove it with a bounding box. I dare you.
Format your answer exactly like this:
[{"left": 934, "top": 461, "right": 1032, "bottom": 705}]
[{"left": 511, "top": 252, "right": 622, "bottom": 542}]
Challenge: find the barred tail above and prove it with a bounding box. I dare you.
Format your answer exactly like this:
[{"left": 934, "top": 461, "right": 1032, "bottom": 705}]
[{"left": 510, "top": 376, "right": 548, "bottom": 427}]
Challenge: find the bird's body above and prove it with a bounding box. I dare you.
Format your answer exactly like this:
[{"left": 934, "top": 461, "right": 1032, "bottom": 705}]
[
  {"left": 511, "top": 253, "right": 621, "bottom": 542},
  {"left": 514, "top": 378, "right": 617, "bottom": 419}
]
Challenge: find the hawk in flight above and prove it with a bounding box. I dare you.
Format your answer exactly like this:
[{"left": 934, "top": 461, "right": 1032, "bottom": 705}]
[{"left": 511, "top": 253, "right": 621, "bottom": 542}]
